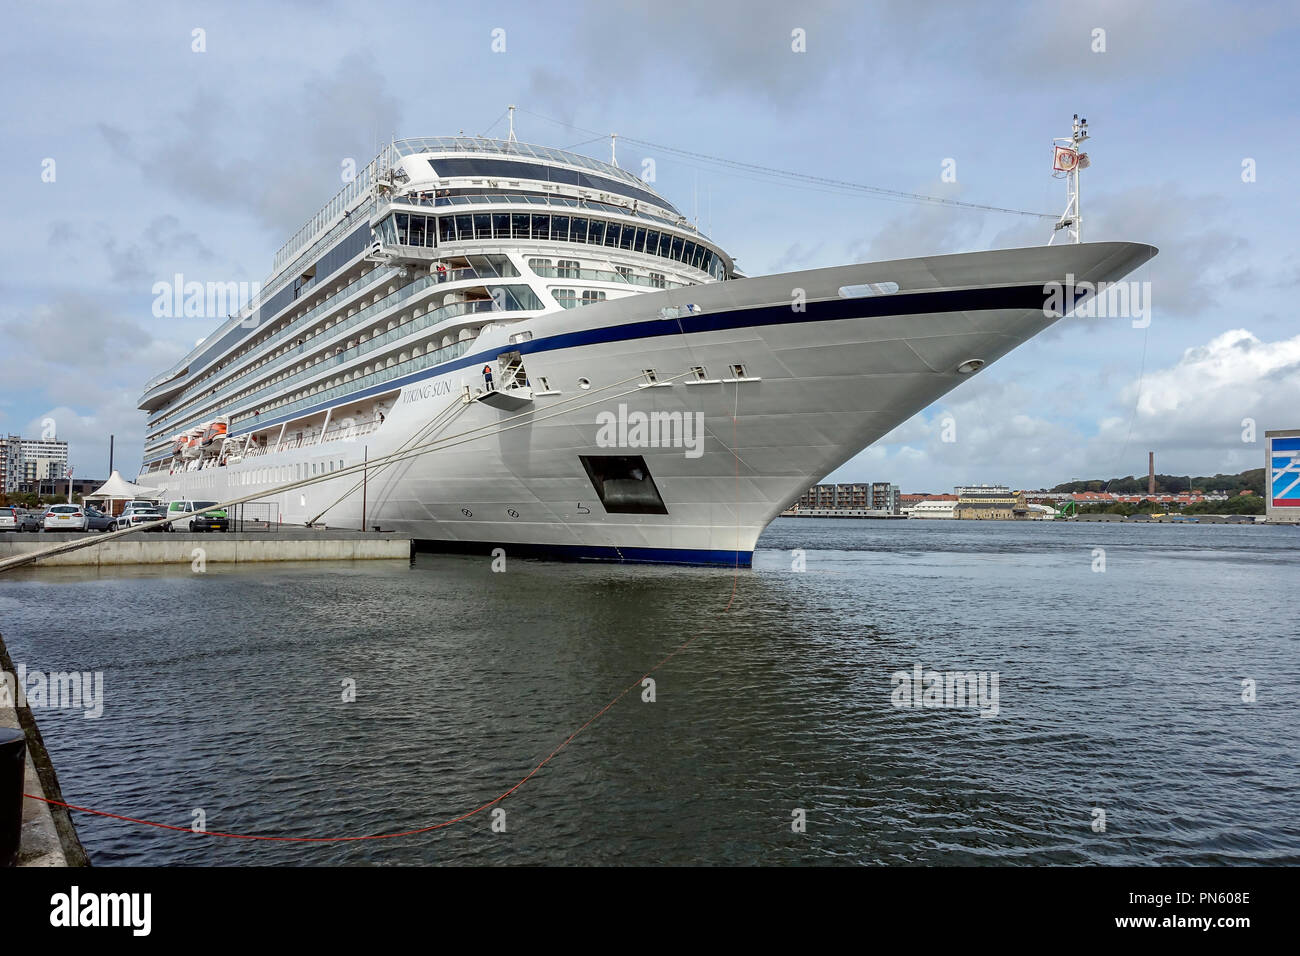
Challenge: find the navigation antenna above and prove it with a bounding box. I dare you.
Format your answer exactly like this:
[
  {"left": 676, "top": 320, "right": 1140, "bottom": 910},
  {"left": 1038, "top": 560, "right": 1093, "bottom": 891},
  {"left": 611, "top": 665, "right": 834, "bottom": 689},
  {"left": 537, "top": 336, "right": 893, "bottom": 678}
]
[
  {"left": 1049, "top": 114, "right": 1091, "bottom": 244},
  {"left": 610, "top": 132, "right": 619, "bottom": 168},
  {"left": 507, "top": 105, "right": 517, "bottom": 143}
]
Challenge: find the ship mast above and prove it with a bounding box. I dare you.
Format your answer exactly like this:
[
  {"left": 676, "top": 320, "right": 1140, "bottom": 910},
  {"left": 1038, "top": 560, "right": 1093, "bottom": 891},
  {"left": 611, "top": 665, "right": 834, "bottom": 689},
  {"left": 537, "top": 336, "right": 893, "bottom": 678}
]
[{"left": 1050, "top": 114, "right": 1090, "bottom": 244}]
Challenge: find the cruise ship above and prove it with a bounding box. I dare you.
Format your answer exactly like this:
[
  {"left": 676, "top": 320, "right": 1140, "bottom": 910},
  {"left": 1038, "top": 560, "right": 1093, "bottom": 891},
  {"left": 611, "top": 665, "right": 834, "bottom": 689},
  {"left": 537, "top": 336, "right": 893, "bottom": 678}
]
[{"left": 137, "top": 135, "right": 1156, "bottom": 564}]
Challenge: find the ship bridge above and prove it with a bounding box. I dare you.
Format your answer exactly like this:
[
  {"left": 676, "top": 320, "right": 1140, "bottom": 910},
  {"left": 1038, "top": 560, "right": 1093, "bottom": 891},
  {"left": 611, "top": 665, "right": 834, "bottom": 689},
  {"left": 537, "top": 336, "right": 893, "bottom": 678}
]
[
  {"left": 391, "top": 136, "right": 682, "bottom": 218},
  {"left": 368, "top": 136, "right": 731, "bottom": 284}
]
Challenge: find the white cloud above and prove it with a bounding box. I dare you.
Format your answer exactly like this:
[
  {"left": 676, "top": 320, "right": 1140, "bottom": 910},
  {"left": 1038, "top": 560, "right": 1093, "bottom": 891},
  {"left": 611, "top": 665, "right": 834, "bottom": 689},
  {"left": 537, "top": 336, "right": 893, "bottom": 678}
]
[
  {"left": 1106, "top": 329, "right": 1300, "bottom": 449},
  {"left": 829, "top": 328, "right": 1299, "bottom": 490},
  {"left": 24, "top": 402, "right": 141, "bottom": 479},
  {"left": 1, "top": 294, "right": 183, "bottom": 476}
]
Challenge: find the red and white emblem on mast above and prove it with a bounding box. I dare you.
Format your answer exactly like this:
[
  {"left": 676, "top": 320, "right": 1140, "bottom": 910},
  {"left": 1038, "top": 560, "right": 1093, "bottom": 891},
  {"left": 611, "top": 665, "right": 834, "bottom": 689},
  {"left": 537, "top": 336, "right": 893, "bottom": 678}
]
[{"left": 1053, "top": 145, "right": 1079, "bottom": 172}]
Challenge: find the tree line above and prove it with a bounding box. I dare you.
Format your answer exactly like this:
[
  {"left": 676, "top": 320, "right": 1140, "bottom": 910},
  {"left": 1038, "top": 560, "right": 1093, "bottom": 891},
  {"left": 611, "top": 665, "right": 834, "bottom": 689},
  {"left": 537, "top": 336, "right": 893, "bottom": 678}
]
[{"left": 1051, "top": 468, "right": 1264, "bottom": 495}]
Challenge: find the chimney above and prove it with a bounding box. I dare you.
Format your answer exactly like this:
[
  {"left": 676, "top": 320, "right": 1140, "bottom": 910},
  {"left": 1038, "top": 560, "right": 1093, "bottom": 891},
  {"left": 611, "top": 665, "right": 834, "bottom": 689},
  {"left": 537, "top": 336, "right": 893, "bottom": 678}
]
[{"left": 1148, "top": 451, "right": 1155, "bottom": 496}]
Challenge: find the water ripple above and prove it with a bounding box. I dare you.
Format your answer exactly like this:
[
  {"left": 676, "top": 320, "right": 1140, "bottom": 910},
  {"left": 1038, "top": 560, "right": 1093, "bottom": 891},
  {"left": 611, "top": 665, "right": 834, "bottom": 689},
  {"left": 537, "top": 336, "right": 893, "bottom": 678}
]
[{"left": 1, "top": 519, "right": 1297, "bottom": 865}]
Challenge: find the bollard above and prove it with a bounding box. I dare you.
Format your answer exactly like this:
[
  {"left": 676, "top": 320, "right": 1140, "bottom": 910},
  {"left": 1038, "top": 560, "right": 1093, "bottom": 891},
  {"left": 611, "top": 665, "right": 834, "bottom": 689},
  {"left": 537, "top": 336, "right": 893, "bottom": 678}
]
[{"left": 0, "top": 727, "right": 26, "bottom": 867}]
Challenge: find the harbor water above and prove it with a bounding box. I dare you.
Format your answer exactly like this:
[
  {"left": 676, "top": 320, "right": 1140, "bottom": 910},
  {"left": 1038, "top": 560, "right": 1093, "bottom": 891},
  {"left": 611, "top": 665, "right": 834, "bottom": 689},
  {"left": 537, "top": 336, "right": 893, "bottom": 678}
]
[{"left": 1, "top": 518, "right": 1297, "bottom": 865}]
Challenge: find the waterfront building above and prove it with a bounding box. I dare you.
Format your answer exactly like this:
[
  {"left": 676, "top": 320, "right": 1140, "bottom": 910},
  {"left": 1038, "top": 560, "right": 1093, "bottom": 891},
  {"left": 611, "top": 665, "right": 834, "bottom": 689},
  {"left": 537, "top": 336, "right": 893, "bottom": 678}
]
[
  {"left": 793, "top": 482, "right": 873, "bottom": 511},
  {"left": 871, "top": 482, "right": 900, "bottom": 515},
  {"left": 0, "top": 435, "right": 15, "bottom": 493},
  {"left": 0, "top": 434, "right": 70, "bottom": 494}
]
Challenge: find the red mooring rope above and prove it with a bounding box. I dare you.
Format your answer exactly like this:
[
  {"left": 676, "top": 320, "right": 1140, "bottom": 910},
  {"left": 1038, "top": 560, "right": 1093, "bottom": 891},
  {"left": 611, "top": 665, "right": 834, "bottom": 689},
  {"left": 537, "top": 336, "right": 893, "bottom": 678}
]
[
  {"left": 25, "top": 417, "right": 749, "bottom": 841},
  {"left": 24, "top": 623, "right": 719, "bottom": 842}
]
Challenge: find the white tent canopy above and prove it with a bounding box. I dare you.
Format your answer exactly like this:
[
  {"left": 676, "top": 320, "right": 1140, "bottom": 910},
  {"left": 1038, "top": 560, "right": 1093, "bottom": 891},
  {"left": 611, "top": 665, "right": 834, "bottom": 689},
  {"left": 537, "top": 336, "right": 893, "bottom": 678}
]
[{"left": 82, "top": 470, "right": 164, "bottom": 507}]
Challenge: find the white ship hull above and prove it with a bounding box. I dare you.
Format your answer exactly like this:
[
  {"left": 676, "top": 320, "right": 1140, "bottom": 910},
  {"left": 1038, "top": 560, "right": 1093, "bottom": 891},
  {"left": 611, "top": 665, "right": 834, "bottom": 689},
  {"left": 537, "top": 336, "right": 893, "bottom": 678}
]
[{"left": 148, "top": 241, "right": 1155, "bottom": 565}]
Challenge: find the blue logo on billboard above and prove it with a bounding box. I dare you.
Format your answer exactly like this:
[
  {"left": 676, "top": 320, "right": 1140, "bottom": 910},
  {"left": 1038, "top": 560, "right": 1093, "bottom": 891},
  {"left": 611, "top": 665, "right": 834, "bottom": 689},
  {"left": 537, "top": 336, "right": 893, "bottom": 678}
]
[{"left": 1271, "top": 437, "right": 1300, "bottom": 507}]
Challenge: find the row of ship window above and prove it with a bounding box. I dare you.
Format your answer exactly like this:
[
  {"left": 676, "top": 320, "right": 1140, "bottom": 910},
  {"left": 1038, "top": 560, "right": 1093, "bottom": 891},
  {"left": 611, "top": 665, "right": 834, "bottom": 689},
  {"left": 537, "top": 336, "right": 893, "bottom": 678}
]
[
  {"left": 527, "top": 258, "right": 668, "bottom": 289},
  {"left": 376, "top": 212, "right": 727, "bottom": 280},
  {"left": 552, "top": 289, "right": 606, "bottom": 309}
]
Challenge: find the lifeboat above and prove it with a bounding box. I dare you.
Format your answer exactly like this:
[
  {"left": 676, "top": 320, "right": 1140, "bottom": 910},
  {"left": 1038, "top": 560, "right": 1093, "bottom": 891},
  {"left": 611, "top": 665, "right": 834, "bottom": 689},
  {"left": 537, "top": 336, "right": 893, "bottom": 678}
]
[
  {"left": 170, "top": 434, "right": 188, "bottom": 457},
  {"left": 181, "top": 425, "right": 205, "bottom": 459},
  {"left": 219, "top": 435, "right": 244, "bottom": 465},
  {"left": 201, "top": 416, "right": 229, "bottom": 447}
]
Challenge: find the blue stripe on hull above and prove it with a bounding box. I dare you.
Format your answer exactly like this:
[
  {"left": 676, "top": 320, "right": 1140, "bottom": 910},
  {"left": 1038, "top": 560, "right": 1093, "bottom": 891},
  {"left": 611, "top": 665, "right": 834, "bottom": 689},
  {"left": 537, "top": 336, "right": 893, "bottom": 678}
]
[
  {"left": 146, "top": 282, "right": 1046, "bottom": 463},
  {"left": 413, "top": 538, "right": 752, "bottom": 567}
]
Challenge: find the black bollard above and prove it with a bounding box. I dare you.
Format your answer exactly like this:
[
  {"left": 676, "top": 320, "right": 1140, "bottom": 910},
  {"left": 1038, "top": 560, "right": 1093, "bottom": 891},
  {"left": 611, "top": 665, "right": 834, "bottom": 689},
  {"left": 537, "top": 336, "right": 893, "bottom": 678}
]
[{"left": 0, "top": 727, "right": 26, "bottom": 867}]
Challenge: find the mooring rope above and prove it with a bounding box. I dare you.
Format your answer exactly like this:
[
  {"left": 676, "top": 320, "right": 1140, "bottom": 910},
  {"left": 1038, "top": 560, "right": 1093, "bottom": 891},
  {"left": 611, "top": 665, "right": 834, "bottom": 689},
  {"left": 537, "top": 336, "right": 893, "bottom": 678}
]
[
  {"left": 0, "top": 368, "right": 689, "bottom": 574},
  {"left": 18, "top": 373, "right": 751, "bottom": 842},
  {"left": 21, "top": 618, "right": 721, "bottom": 842}
]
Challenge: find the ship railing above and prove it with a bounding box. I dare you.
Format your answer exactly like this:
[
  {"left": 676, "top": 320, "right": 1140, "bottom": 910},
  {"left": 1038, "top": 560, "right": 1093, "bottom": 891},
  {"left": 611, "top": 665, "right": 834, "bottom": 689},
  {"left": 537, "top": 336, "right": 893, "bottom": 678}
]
[
  {"left": 201, "top": 417, "right": 385, "bottom": 465},
  {"left": 230, "top": 337, "right": 476, "bottom": 431},
  {"left": 273, "top": 144, "right": 393, "bottom": 273},
  {"left": 319, "top": 416, "right": 383, "bottom": 444},
  {"left": 150, "top": 265, "right": 401, "bottom": 432},
  {"left": 150, "top": 294, "right": 497, "bottom": 456},
  {"left": 384, "top": 192, "right": 685, "bottom": 229},
  {"left": 274, "top": 417, "right": 384, "bottom": 453},
  {"left": 530, "top": 265, "right": 685, "bottom": 289},
  {"left": 147, "top": 192, "right": 380, "bottom": 400},
  {"left": 222, "top": 296, "right": 523, "bottom": 428},
  {"left": 154, "top": 273, "right": 440, "bottom": 436},
  {"left": 532, "top": 265, "right": 629, "bottom": 283},
  {"left": 384, "top": 244, "right": 439, "bottom": 261},
  {"left": 225, "top": 296, "right": 482, "bottom": 416}
]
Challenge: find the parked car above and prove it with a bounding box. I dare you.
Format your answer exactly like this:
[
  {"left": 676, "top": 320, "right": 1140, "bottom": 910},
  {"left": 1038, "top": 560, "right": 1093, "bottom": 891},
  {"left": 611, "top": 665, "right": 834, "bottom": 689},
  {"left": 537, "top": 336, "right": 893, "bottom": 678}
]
[
  {"left": 117, "top": 500, "right": 160, "bottom": 521},
  {"left": 0, "top": 506, "right": 17, "bottom": 532},
  {"left": 16, "top": 509, "right": 43, "bottom": 532},
  {"left": 43, "top": 504, "right": 88, "bottom": 532},
  {"left": 83, "top": 504, "right": 115, "bottom": 532},
  {"left": 112, "top": 504, "right": 167, "bottom": 532},
  {"left": 165, "top": 499, "right": 229, "bottom": 532}
]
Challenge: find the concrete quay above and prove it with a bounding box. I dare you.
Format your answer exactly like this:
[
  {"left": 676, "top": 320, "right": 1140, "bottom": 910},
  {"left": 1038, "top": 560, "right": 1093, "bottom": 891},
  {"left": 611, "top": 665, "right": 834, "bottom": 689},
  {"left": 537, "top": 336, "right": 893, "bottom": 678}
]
[
  {"left": 0, "top": 528, "right": 413, "bottom": 568},
  {"left": 0, "top": 635, "right": 89, "bottom": 867}
]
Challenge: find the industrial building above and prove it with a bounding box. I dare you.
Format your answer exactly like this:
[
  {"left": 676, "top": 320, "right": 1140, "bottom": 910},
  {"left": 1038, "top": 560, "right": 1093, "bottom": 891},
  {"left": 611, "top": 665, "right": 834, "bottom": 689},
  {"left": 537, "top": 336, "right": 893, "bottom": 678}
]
[
  {"left": 903, "top": 486, "right": 1031, "bottom": 520},
  {"left": 907, "top": 495, "right": 958, "bottom": 519},
  {"left": 955, "top": 485, "right": 1026, "bottom": 519}
]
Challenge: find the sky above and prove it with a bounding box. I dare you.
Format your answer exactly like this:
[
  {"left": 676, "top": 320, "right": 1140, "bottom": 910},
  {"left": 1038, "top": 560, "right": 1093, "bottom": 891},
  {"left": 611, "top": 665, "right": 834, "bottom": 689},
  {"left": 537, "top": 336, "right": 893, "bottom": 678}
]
[{"left": 1, "top": 0, "right": 1297, "bottom": 492}]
